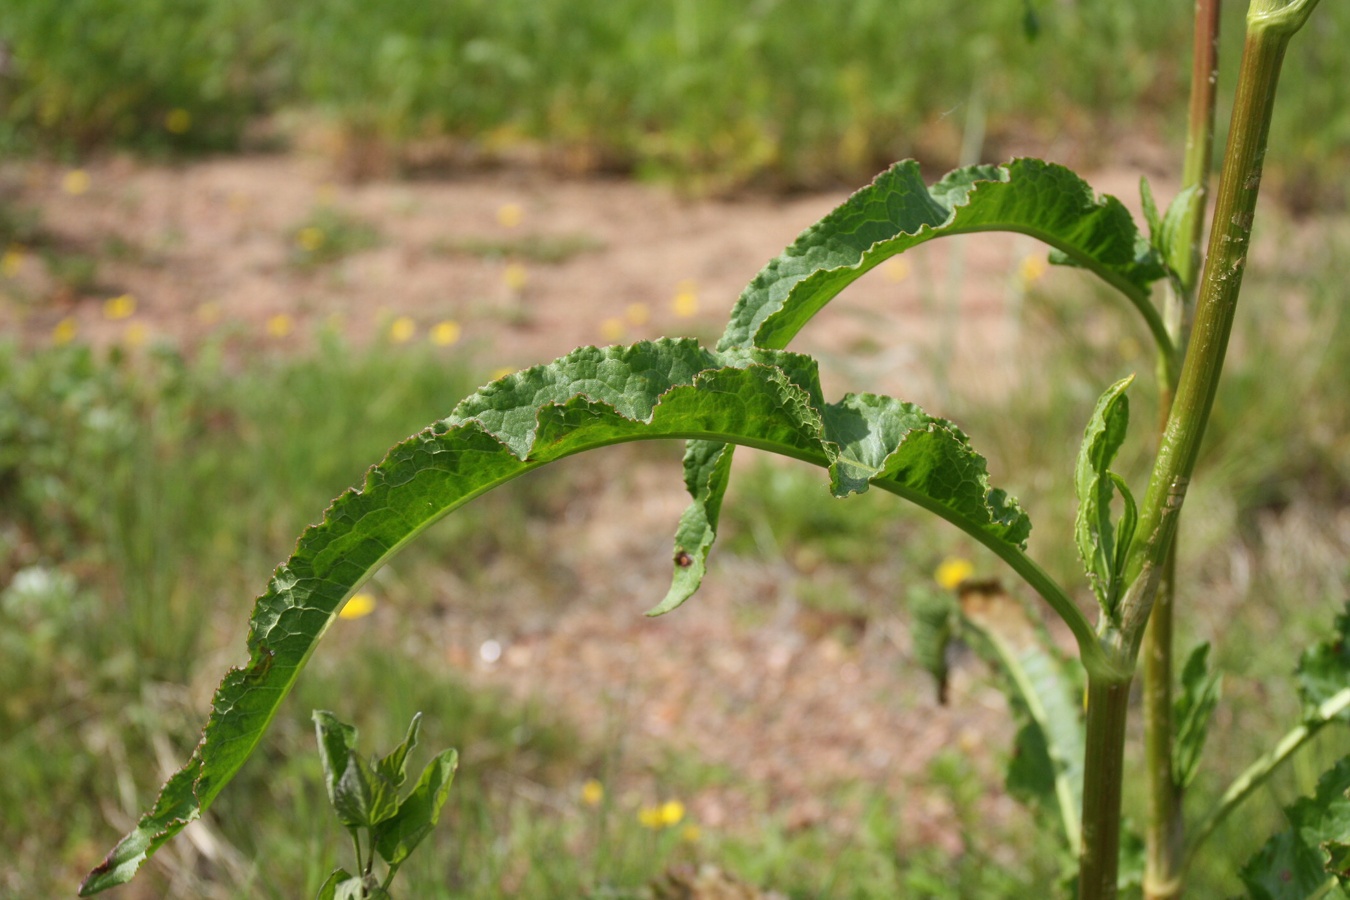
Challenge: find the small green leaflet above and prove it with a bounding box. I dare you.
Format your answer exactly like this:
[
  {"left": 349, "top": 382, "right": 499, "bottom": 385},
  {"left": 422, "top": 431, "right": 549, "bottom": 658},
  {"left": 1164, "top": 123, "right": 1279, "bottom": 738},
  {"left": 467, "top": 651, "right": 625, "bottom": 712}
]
[
  {"left": 1240, "top": 757, "right": 1350, "bottom": 899},
  {"left": 1074, "top": 376, "right": 1137, "bottom": 620},
  {"left": 1172, "top": 642, "right": 1222, "bottom": 790},
  {"left": 79, "top": 339, "right": 1029, "bottom": 895},
  {"left": 1298, "top": 601, "right": 1350, "bottom": 724}
]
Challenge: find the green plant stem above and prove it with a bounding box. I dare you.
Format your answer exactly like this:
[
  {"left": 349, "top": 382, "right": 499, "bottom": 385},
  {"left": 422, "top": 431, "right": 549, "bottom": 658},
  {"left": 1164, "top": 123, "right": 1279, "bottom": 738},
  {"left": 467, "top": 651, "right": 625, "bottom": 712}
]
[
  {"left": 1079, "top": 675, "right": 1133, "bottom": 900},
  {"left": 1142, "top": 4, "right": 1221, "bottom": 897},
  {"left": 1115, "top": 3, "right": 1312, "bottom": 661},
  {"left": 1184, "top": 686, "right": 1350, "bottom": 866}
]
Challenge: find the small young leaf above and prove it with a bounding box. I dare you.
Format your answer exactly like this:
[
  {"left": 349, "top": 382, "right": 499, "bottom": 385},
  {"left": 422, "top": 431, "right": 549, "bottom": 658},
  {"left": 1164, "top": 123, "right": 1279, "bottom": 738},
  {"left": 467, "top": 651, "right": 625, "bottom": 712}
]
[
  {"left": 374, "top": 748, "right": 459, "bottom": 867},
  {"left": 313, "top": 711, "right": 359, "bottom": 808},
  {"left": 1171, "top": 642, "right": 1222, "bottom": 790},
  {"left": 1239, "top": 757, "right": 1350, "bottom": 898},
  {"left": 1297, "top": 601, "right": 1350, "bottom": 723},
  {"left": 315, "top": 868, "right": 357, "bottom": 900},
  {"left": 1158, "top": 184, "right": 1203, "bottom": 287},
  {"left": 333, "top": 751, "right": 402, "bottom": 829},
  {"left": 1074, "top": 376, "right": 1135, "bottom": 618},
  {"left": 1139, "top": 178, "right": 1162, "bottom": 239},
  {"left": 375, "top": 712, "right": 423, "bottom": 790}
]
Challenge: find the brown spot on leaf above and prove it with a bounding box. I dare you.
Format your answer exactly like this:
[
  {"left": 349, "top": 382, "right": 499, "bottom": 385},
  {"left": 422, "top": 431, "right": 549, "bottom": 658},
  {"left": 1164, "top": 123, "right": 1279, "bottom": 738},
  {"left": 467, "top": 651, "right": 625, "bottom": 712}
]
[{"left": 674, "top": 551, "right": 693, "bottom": 568}]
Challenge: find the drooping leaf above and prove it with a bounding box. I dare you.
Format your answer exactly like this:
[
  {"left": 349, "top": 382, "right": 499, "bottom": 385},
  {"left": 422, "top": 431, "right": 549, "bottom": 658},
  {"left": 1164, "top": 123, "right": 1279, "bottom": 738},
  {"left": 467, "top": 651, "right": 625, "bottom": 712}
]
[
  {"left": 959, "top": 580, "right": 1085, "bottom": 852},
  {"left": 1074, "top": 376, "right": 1135, "bottom": 619},
  {"left": 80, "top": 339, "right": 1034, "bottom": 894},
  {"left": 1172, "top": 642, "right": 1223, "bottom": 790},
  {"left": 667, "top": 158, "right": 1166, "bottom": 616},
  {"left": 1298, "top": 601, "right": 1350, "bottom": 724},
  {"left": 1239, "top": 757, "right": 1350, "bottom": 899},
  {"left": 374, "top": 748, "right": 459, "bottom": 867},
  {"left": 375, "top": 712, "right": 423, "bottom": 791},
  {"left": 908, "top": 587, "right": 959, "bottom": 704}
]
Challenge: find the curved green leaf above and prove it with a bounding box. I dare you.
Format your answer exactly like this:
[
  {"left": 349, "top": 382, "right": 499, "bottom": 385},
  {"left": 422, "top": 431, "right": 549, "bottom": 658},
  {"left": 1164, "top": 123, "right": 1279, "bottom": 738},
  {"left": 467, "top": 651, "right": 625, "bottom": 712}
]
[
  {"left": 80, "top": 338, "right": 1034, "bottom": 895},
  {"left": 668, "top": 158, "right": 1166, "bottom": 622},
  {"left": 1299, "top": 601, "right": 1350, "bottom": 724},
  {"left": 719, "top": 157, "right": 1167, "bottom": 355},
  {"left": 1172, "top": 642, "right": 1222, "bottom": 791}
]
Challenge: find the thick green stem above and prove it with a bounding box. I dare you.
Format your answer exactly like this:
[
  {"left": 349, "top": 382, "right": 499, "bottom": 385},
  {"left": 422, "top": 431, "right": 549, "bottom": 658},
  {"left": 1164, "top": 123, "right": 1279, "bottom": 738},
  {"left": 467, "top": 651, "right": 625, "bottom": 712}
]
[
  {"left": 1142, "top": 4, "right": 1221, "bottom": 897},
  {"left": 1115, "top": 5, "right": 1310, "bottom": 662},
  {"left": 1079, "top": 675, "right": 1134, "bottom": 900}
]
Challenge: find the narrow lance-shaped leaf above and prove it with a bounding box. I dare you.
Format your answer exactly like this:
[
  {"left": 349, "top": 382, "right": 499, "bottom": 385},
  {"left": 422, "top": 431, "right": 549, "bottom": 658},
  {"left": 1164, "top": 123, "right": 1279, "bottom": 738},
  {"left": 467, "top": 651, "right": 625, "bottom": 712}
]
[
  {"left": 1075, "top": 376, "right": 1136, "bottom": 619},
  {"left": 959, "top": 581, "right": 1086, "bottom": 853},
  {"left": 1239, "top": 757, "right": 1350, "bottom": 899},
  {"left": 668, "top": 158, "right": 1166, "bottom": 616},
  {"left": 376, "top": 711, "right": 422, "bottom": 790},
  {"left": 80, "top": 339, "right": 1036, "bottom": 895},
  {"left": 313, "top": 711, "right": 360, "bottom": 810},
  {"left": 1171, "top": 642, "right": 1222, "bottom": 790}
]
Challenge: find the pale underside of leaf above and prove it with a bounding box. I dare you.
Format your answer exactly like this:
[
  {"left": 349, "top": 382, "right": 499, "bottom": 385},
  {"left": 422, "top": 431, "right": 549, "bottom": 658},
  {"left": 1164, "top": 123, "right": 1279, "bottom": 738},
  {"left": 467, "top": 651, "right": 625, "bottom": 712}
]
[
  {"left": 80, "top": 338, "right": 1031, "bottom": 894},
  {"left": 668, "top": 158, "right": 1165, "bottom": 619}
]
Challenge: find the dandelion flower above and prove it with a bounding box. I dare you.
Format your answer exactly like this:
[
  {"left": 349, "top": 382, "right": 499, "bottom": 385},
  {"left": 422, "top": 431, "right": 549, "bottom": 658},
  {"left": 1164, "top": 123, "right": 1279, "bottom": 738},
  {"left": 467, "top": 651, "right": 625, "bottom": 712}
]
[
  {"left": 2, "top": 245, "right": 25, "bottom": 278},
  {"left": 625, "top": 302, "right": 650, "bottom": 326},
  {"left": 490, "top": 366, "right": 515, "bottom": 381},
  {"left": 103, "top": 294, "right": 137, "bottom": 320},
  {"left": 581, "top": 779, "right": 604, "bottom": 807},
  {"left": 599, "top": 317, "right": 625, "bottom": 342},
  {"left": 165, "top": 108, "right": 192, "bottom": 134},
  {"left": 297, "top": 227, "right": 325, "bottom": 253},
  {"left": 660, "top": 800, "right": 685, "bottom": 826},
  {"left": 389, "top": 316, "right": 416, "bottom": 343},
  {"left": 431, "top": 320, "right": 462, "bottom": 347},
  {"left": 496, "top": 203, "right": 524, "bottom": 228},
  {"left": 883, "top": 258, "right": 911, "bottom": 283},
  {"left": 51, "top": 317, "right": 77, "bottom": 345},
  {"left": 934, "top": 556, "right": 974, "bottom": 591},
  {"left": 267, "top": 313, "right": 294, "bottom": 338},
  {"left": 680, "top": 824, "right": 702, "bottom": 843},
  {"left": 1018, "top": 254, "right": 1048, "bottom": 286},
  {"left": 340, "top": 593, "right": 377, "bottom": 620},
  {"left": 638, "top": 806, "right": 665, "bottom": 829},
  {"left": 503, "top": 263, "right": 528, "bottom": 291},
  {"left": 62, "top": 169, "right": 91, "bottom": 196},
  {"left": 672, "top": 280, "right": 698, "bottom": 318},
  {"left": 124, "top": 322, "right": 149, "bottom": 347}
]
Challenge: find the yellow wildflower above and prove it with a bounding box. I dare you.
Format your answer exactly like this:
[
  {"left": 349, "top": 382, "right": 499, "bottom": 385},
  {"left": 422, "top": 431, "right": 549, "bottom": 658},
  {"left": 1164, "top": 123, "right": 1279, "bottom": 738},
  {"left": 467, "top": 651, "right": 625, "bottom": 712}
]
[
  {"left": 103, "top": 294, "right": 136, "bottom": 320},
  {"left": 638, "top": 799, "right": 685, "bottom": 829},
  {"left": 883, "top": 258, "right": 911, "bottom": 283},
  {"left": 625, "top": 302, "right": 651, "bottom": 326},
  {"left": 580, "top": 779, "right": 604, "bottom": 807},
  {"left": 164, "top": 108, "right": 192, "bottom": 134},
  {"left": 267, "top": 313, "right": 294, "bottom": 338},
  {"left": 123, "top": 322, "right": 149, "bottom": 347},
  {"left": 297, "top": 226, "right": 325, "bottom": 252},
  {"left": 672, "top": 280, "right": 698, "bottom": 318},
  {"left": 934, "top": 556, "right": 974, "bottom": 591},
  {"left": 62, "top": 169, "right": 91, "bottom": 196},
  {"left": 51, "top": 317, "right": 77, "bottom": 345},
  {"left": 503, "top": 263, "right": 529, "bottom": 291},
  {"left": 431, "top": 320, "right": 462, "bottom": 347},
  {"left": 496, "top": 203, "right": 524, "bottom": 228},
  {"left": 599, "top": 317, "right": 625, "bottom": 342},
  {"left": 490, "top": 366, "right": 515, "bottom": 381},
  {"left": 680, "top": 824, "right": 702, "bottom": 843},
  {"left": 196, "top": 302, "right": 221, "bottom": 324},
  {"left": 389, "top": 316, "right": 417, "bottom": 343},
  {"left": 2, "top": 245, "right": 24, "bottom": 278},
  {"left": 340, "top": 593, "right": 377, "bottom": 620},
  {"left": 1018, "top": 254, "right": 1048, "bottom": 286}
]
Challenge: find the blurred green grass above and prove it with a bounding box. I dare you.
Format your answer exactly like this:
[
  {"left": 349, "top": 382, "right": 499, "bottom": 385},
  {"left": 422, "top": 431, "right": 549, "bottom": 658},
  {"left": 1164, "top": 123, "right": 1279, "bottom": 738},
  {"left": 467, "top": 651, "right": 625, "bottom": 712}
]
[{"left": 1, "top": 0, "right": 1347, "bottom": 199}]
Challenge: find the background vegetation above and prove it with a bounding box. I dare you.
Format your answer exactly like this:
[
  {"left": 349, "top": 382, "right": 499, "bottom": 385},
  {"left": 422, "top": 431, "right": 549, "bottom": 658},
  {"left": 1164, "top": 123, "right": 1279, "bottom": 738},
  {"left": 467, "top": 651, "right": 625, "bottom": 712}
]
[
  {"left": 1, "top": 1, "right": 1347, "bottom": 896},
  {"left": 0, "top": 0, "right": 1347, "bottom": 197}
]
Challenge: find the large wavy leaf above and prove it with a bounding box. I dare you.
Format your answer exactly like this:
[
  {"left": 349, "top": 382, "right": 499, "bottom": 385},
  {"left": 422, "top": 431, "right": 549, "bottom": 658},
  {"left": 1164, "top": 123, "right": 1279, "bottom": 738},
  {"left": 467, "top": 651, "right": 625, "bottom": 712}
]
[
  {"left": 81, "top": 338, "right": 1032, "bottom": 894},
  {"left": 1239, "top": 758, "right": 1350, "bottom": 899},
  {"left": 668, "top": 158, "right": 1164, "bottom": 622}
]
